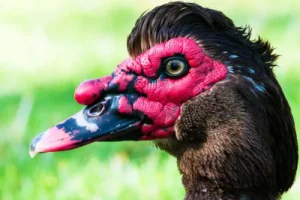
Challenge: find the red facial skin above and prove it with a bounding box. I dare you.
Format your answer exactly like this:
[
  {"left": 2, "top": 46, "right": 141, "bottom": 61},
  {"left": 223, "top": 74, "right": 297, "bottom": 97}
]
[{"left": 75, "top": 37, "right": 228, "bottom": 139}]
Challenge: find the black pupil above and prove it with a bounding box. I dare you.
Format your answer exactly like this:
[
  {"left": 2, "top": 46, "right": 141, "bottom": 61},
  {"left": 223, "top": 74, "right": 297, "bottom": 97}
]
[{"left": 170, "top": 61, "right": 181, "bottom": 71}]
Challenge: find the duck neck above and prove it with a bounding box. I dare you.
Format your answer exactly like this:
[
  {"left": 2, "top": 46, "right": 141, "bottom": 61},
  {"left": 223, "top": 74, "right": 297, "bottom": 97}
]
[
  {"left": 156, "top": 136, "right": 279, "bottom": 200},
  {"left": 182, "top": 177, "right": 276, "bottom": 200},
  {"left": 155, "top": 82, "right": 282, "bottom": 200},
  {"left": 183, "top": 177, "right": 235, "bottom": 199}
]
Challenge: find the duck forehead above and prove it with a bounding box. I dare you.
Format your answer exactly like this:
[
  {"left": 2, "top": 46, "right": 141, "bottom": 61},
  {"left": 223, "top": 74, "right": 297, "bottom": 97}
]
[{"left": 116, "top": 37, "right": 206, "bottom": 77}]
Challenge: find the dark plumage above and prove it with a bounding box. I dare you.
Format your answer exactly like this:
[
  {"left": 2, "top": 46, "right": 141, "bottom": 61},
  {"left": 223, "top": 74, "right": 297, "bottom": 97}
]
[
  {"left": 129, "top": 2, "right": 298, "bottom": 198},
  {"left": 30, "top": 2, "right": 298, "bottom": 199}
]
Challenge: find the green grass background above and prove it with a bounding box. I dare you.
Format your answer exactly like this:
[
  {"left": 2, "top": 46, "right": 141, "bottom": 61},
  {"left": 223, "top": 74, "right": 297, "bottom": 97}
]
[{"left": 1, "top": 0, "right": 299, "bottom": 199}]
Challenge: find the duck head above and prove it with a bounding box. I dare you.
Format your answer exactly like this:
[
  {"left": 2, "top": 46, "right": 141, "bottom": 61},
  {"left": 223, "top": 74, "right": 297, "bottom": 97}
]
[
  {"left": 30, "top": 2, "right": 298, "bottom": 199},
  {"left": 30, "top": 37, "right": 227, "bottom": 153}
]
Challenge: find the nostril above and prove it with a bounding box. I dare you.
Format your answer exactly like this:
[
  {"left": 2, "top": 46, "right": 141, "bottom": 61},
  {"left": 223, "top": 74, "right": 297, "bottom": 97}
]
[{"left": 87, "top": 102, "right": 105, "bottom": 117}]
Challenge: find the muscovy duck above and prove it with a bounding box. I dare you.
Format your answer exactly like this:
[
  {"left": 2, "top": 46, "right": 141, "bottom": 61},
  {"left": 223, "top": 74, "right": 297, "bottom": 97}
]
[{"left": 30, "top": 2, "right": 298, "bottom": 199}]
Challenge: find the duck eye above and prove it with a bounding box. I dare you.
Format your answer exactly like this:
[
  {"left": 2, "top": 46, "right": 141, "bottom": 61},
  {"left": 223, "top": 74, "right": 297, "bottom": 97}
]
[{"left": 164, "top": 57, "right": 189, "bottom": 78}]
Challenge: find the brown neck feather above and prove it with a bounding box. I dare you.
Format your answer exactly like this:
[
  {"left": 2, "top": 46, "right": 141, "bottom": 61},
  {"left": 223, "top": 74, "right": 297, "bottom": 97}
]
[
  {"left": 184, "top": 190, "right": 277, "bottom": 200},
  {"left": 155, "top": 80, "right": 280, "bottom": 200}
]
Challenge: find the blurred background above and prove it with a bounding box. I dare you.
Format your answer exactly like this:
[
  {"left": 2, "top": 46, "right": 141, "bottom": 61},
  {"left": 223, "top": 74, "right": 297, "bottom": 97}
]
[{"left": 1, "top": 0, "right": 299, "bottom": 199}]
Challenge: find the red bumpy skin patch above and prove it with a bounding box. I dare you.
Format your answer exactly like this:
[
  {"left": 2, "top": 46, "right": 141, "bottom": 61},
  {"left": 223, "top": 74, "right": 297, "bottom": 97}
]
[{"left": 75, "top": 37, "right": 228, "bottom": 139}]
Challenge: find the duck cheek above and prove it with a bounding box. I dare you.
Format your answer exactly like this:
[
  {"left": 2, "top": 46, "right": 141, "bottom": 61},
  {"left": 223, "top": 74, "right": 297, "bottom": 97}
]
[{"left": 133, "top": 98, "right": 180, "bottom": 139}]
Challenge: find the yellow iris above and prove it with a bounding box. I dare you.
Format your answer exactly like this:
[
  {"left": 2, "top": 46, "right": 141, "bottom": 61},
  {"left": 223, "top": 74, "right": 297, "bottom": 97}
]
[{"left": 165, "top": 59, "right": 186, "bottom": 76}]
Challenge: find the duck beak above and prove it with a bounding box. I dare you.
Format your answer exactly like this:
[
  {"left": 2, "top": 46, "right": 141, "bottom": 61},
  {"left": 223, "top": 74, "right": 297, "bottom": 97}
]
[{"left": 29, "top": 95, "right": 143, "bottom": 158}]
